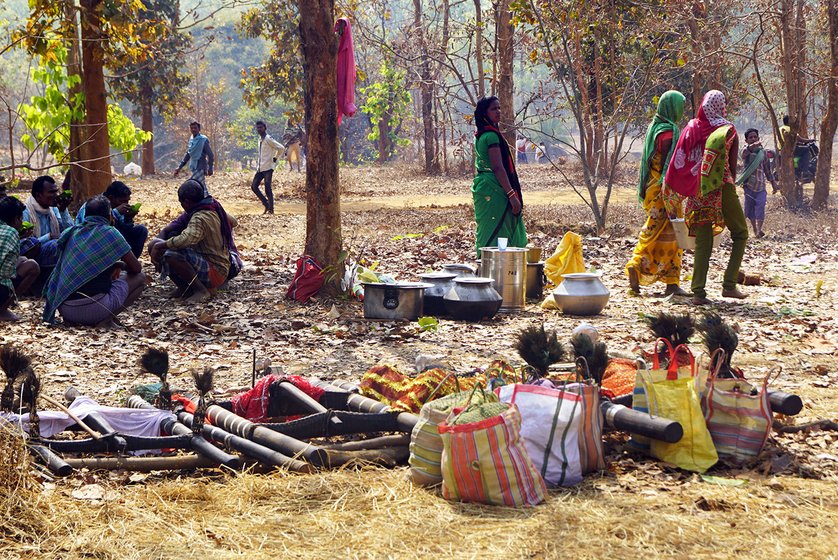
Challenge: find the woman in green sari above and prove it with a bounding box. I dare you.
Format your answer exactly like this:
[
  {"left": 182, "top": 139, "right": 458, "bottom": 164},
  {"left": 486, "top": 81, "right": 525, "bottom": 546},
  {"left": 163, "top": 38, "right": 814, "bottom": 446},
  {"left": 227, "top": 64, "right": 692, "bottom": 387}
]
[
  {"left": 625, "top": 90, "right": 688, "bottom": 296},
  {"left": 472, "top": 96, "right": 527, "bottom": 257}
]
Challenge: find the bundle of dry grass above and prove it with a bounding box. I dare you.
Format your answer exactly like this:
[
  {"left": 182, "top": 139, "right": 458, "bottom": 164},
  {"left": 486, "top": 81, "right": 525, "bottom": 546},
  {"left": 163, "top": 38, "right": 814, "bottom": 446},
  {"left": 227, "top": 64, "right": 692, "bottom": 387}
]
[
  {"left": 3, "top": 462, "right": 836, "bottom": 559},
  {"left": 0, "top": 421, "right": 52, "bottom": 547}
]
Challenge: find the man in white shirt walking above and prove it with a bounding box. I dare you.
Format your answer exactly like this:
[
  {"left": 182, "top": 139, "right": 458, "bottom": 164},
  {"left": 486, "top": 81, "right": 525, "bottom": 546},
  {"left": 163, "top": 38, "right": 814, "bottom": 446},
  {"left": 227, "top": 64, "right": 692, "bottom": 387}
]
[{"left": 251, "top": 121, "right": 284, "bottom": 214}]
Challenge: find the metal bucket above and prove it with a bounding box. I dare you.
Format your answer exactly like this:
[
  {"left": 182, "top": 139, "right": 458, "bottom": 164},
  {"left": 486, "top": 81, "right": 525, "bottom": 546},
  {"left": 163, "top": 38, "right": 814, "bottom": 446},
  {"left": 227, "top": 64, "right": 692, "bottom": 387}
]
[
  {"left": 526, "top": 261, "right": 545, "bottom": 299},
  {"left": 478, "top": 247, "right": 527, "bottom": 311}
]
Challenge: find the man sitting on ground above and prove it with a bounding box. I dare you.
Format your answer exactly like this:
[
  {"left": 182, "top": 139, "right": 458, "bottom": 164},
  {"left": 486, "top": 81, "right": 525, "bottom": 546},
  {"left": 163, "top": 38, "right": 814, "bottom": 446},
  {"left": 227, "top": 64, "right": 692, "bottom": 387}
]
[
  {"left": 0, "top": 197, "right": 40, "bottom": 320},
  {"left": 76, "top": 181, "right": 148, "bottom": 258},
  {"left": 43, "top": 196, "right": 146, "bottom": 326},
  {"left": 148, "top": 180, "right": 239, "bottom": 303},
  {"left": 21, "top": 176, "right": 72, "bottom": 273},
  {"left": 2, "top": 197, "right": 37, "bottom": 321}
]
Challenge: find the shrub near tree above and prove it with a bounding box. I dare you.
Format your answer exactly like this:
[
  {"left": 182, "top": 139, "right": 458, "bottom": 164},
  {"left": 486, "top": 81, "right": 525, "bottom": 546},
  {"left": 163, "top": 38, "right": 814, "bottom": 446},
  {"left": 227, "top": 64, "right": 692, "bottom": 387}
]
[{"left": 360, "top": 62, "right": 412, "bottom": 163}]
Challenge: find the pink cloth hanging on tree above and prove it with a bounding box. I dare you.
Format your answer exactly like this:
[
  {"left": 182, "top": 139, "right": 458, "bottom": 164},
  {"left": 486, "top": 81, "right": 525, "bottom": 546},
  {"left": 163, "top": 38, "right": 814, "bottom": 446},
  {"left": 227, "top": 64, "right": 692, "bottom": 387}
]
[{"left": 335, "top": 17, "right": 357, "bottom": 125}]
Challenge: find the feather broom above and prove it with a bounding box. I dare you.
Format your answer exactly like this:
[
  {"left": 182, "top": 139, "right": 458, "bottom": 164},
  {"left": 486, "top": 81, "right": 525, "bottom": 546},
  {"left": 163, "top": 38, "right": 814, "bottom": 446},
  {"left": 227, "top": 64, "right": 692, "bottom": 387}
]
[
  {"left": 569, "top": 332, "right": 609, "bottom": 385},
  {"left": 698, "top": 312, "right": 739, "bottom": 377},
  {"left": 20, "top": 371, "right": 41, "bottom": 440},
  {"left": 1, "top": 345, "right": 33, "bottom": 412},
  {"left": 191, "top": 367, "right": 214, "bottom": 435},
  {"left": 646, "top": 312, "right": 695, "bottom": 366},
  {"left": 140, "top": 348, "right": 171, "bottom": 409},
  {"left": 515, "top": 324, "right": 565, "bottom": 378}
]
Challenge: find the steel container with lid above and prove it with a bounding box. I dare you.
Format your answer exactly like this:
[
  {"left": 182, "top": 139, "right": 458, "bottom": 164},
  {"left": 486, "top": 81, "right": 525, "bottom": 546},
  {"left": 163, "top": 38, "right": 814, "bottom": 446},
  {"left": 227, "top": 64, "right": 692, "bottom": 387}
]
[{"left": 478, "top": 247, "right": 527, "bottom": 311}]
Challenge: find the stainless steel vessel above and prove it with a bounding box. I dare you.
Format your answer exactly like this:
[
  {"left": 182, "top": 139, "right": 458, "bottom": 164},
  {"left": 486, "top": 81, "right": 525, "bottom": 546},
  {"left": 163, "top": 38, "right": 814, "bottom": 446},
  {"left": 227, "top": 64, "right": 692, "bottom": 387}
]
[
  {"left": 551, "top": 273, "right": 610, "bottom": 315},
  {"left": 478, "top": 247, "right": 527, "bottom": 311},
  {"left": 362, "top": 282, "right": 432, "bottom": 320}
]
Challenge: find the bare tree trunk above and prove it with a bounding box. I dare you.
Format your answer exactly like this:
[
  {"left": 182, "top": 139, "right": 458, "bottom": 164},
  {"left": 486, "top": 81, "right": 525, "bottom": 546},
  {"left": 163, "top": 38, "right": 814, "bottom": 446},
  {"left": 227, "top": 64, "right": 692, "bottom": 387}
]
[
  {"left": 140, "top": 87, "right": 155, "bottom": 175},
  {"left": 79, "top": 0, "right": 112, "bottom": 199},
  {"left": 413, "top": 0, "right": 439, "bottom": 174},
  {"left": 299, "top": 0, "right": 342, "bottom": 287},
  {"left": 813, "top": 0, "right": 838, "bottom": 209},
  {"left": 65, "top": 1, "right": 84, "bottom": 196},
  {"left": 496, "top": 0, "right": 515, "bottom": 147},
  {"left": 778, "top": 0, "right": 806, "bottom": 207},
  {"left": 7, "top": 108, "right": 13, "bottom": 175},
  {"left": 473, "top": 0, "right": 485, "bottom": 98}
]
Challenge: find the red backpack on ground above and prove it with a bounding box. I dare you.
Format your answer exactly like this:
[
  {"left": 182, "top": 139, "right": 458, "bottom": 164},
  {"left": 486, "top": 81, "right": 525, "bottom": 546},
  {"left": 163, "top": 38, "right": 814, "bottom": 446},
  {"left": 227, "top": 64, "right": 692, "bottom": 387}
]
[{"left": 286, "top": 255, "right": 325, "bottom": 302}]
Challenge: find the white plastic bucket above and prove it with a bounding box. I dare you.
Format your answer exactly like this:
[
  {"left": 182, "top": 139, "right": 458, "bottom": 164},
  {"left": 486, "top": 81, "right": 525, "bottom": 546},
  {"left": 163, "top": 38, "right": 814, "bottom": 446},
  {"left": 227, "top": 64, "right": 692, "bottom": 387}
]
[{"left": 670, "top": 218, "right": 722, "bottom": 251}]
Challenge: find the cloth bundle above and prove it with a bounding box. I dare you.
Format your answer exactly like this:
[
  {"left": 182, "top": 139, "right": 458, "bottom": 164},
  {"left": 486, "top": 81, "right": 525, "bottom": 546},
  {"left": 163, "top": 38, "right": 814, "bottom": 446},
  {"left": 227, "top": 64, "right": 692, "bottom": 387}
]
[
  {"left": 360, "top": 360, "right": 518, "bottom": 414},
  {"left": 230, "top": 375, "right": 325, "bottom": 422}
]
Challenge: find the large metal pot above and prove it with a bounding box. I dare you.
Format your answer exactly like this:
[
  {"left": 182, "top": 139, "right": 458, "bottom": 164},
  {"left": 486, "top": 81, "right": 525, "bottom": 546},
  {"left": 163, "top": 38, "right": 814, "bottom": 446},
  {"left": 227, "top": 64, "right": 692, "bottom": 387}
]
[
  {"left": 418, "top": 272, "right": 457, "bottom": 316},
  {"left": 551, "top": 273, "right": 610, "bottom": 315},
  {"left": 526, "top": 261, "right": 545, "bottom": 299},
  {"left": 440, "top": 263, "right": 476, "bottom": 278},
  {"left": 478, "top": 247, "right": 527, "bottom": 311},
  {"left": 362, "top": 282, "right": 432, "bottom": 320},
  {"left": 443, "top": 277, "right": 502, "bottom": 321}
]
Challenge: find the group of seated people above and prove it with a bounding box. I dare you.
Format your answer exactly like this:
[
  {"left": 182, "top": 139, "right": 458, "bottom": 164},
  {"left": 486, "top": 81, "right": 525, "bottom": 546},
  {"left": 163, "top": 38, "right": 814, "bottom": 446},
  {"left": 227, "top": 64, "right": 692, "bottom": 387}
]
[{"left": 0, "top": 175, "right": 240, "bottom": 326}]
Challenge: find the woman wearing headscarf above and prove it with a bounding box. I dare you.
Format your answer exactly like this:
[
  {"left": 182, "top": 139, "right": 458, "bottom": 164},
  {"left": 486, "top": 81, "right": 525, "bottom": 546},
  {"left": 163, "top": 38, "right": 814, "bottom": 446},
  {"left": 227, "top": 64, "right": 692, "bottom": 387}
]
[
  {"left": 664, "top": 90, "right": 748, "bottom": 305},
  {"left": 471, "top": 96, "right": 526, "bottom": 257},
  {"left": 626, "top": 90, "right": 688, "bottom": 296}
]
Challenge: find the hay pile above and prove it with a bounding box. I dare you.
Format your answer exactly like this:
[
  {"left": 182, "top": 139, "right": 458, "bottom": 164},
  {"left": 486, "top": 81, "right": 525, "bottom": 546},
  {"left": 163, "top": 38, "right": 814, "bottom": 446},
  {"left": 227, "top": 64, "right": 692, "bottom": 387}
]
[
  {"left": 2, "top": 462, "right": 835, "bottom": 559},
  {"left": 0, "top": 422, "right": 57, "bottom": 551}
]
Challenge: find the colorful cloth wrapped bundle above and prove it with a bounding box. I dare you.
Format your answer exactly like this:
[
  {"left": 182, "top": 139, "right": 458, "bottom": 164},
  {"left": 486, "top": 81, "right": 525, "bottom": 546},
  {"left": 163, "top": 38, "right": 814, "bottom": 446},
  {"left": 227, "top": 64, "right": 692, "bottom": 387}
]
[{"left": 360, "top": 360, "right": 518, "bottom": 414}]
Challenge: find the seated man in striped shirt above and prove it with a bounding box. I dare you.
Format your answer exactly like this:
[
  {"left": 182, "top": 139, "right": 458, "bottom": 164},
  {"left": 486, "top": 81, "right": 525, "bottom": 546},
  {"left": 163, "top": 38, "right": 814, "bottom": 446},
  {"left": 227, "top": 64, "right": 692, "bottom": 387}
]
[{"left": 148, "top": 180, "right": 239, "bottom": 303}]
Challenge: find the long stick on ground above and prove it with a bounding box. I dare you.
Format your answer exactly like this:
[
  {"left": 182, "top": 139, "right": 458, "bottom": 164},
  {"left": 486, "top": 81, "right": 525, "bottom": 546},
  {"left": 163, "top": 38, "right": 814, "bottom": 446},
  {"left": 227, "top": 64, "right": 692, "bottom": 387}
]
[
  {"left": 39, "top": 394, "right": 102, "bottom": 440},
  {"left": 64, "top": 454, "right": 220, "bottom": 472}
]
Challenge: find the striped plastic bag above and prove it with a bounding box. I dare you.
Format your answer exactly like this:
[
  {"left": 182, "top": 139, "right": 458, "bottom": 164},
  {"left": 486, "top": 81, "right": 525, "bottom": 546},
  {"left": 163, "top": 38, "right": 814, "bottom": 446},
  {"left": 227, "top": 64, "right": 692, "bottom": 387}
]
[
  {"left": 408, "top": 389, "right": 496, "bottom": 486},
  {"left": 496, "top": 383, "right": 584, "bottom": 487},
  {"left": 704, "top": 356, "right": 775, "bottom": 462},
  {"left": 438, "top": 402, "right": 547, "bottom": 507}
]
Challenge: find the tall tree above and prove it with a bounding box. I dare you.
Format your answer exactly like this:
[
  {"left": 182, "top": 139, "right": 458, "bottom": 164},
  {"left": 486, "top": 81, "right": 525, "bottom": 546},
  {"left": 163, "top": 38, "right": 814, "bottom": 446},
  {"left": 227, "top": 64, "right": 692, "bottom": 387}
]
[
  {"left": 812, "top": 0, "right": 837, "bottom": 209},
  {"left": 495, "top": 0, "right": 515, "bottom": 147},
  {"left": 300, "top": 0, "right": 342, "bottom": 285},
  {"left": 20, "top": 0, "right": 165, "bottom": 198},
  {"left": 412, "top": 0, "right": 440, "bottom": 174},
  {"left": 110, "top": 1, "right": 191, "bottom": 175}
]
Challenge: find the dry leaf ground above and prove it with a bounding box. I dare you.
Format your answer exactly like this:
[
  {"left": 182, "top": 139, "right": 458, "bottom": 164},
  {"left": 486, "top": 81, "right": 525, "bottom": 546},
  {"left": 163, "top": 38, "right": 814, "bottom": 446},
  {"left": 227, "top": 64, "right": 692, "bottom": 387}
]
[{"left": 1, "top": 164, "right": 836, "bottom": 559}]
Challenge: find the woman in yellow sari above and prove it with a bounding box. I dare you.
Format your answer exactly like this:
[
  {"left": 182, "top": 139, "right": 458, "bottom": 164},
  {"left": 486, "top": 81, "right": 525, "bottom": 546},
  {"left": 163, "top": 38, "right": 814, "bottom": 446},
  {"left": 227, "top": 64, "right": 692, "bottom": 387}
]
[{"left": 626, "top": 91, "right": 688, "bottom": 296}]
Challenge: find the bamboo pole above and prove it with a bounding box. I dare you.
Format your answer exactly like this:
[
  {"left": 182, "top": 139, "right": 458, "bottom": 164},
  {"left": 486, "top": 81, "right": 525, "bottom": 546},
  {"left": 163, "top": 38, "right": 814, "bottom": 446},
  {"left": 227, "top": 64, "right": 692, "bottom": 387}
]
[{"left": 64, "top": 454, "right": 220, "bottom": 472}]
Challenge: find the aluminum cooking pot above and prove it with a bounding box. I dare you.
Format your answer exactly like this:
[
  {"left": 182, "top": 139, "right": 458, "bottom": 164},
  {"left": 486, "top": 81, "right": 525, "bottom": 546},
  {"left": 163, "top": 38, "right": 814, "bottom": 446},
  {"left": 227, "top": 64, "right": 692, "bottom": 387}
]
[{"left": 362, "top": 282, "right": 432, "bottom": 320}]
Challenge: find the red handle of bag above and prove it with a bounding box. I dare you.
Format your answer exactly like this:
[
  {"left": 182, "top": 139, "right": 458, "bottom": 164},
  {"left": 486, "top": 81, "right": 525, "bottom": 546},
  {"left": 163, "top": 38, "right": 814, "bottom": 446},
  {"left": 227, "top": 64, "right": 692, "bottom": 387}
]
[
  {"left": 671, "top": 343, "right": 696, "bottom": 379},
  {"left": 651, "top": 338, "right": 676, "bottom": 370}
]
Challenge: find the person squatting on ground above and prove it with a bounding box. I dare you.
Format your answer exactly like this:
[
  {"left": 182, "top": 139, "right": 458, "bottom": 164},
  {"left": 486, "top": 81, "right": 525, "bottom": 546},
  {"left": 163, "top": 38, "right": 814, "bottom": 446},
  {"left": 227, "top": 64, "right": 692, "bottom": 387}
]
[
  {"left": 174, "top": 122, "right": 214, "bottom": 188},
  {"left": 282, "top": 119, "right": 305, "bottom": 173},
  {"left": 20, "top": 175, "right": 72, "bottom": 272},
  {"left": 1, "top": 196, "right": 39, "bottom": 321},
  {"left": 664, "top": 90, "right": 749, "bottom": 305},
  {"left": 471, "top": 96, "right": 526, "bottom": 257},
  {"left": 76, "top": 181, "right": 148, "bottom": 258},
  {"left": 148, "top": 180, "right": 239, "bottom": 303},
  {"left": 737, "top": 128, "right": 778, "bottom": 238},
  {"left": 252, "top": 120, "right": 284, "bottom": 214},
  {"left": 42, "top": 196, "right": 146, "bottom": 327},
  {"left": 625, "top": 90, "right": 689, "bottom": 297}
]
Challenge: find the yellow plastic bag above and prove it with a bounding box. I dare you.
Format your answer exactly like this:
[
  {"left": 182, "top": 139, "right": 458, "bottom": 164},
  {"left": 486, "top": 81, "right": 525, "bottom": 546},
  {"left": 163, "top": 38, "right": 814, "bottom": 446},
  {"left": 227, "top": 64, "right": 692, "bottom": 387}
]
[
  {"left": 541, "top": 231, "right": 586, "bottom": 309},
  {"left": 640, "top": 369, "right": 718, "bottom": 473}
]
